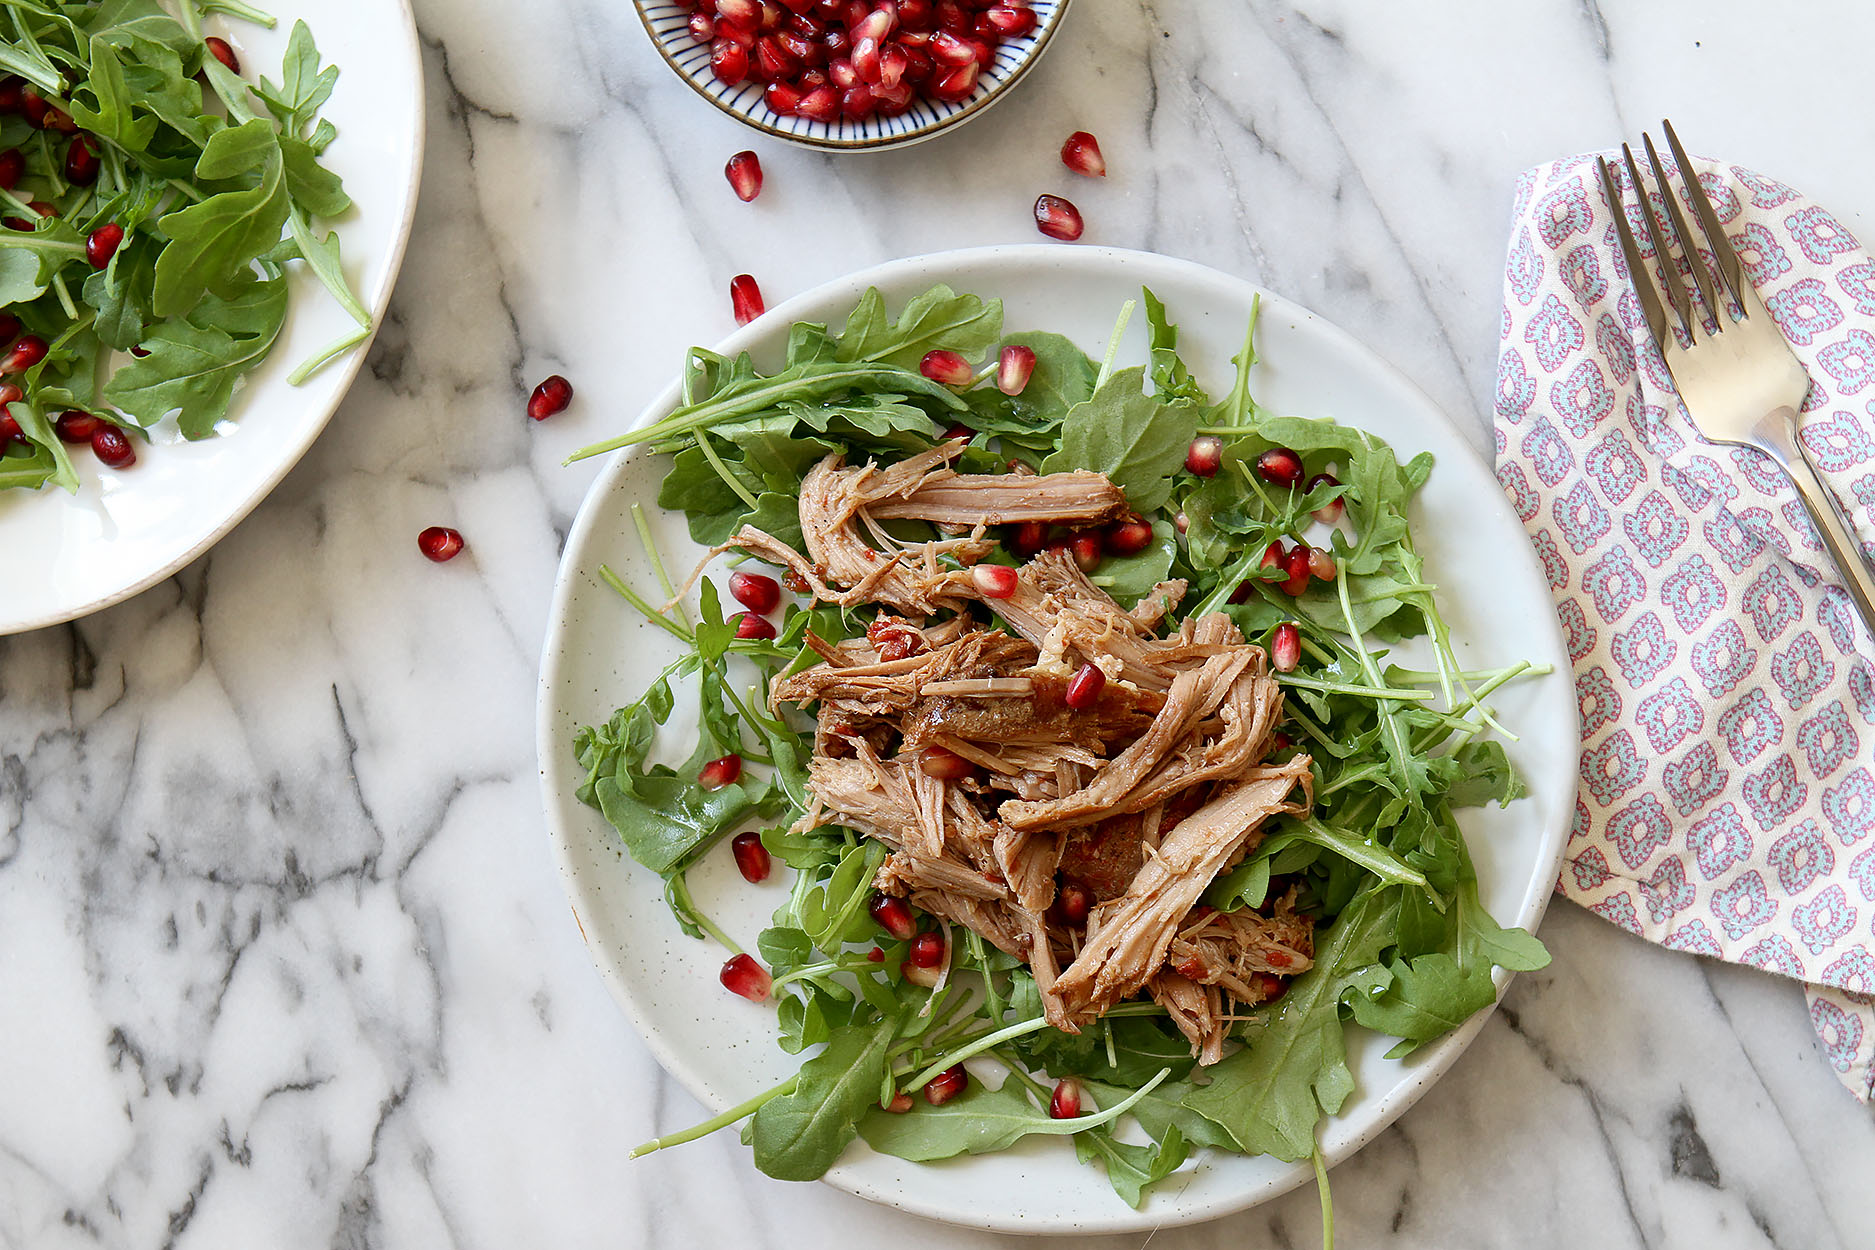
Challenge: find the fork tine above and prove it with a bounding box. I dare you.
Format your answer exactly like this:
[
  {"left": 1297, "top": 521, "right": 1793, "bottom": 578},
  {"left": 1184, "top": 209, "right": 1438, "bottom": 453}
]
[
  {"left": 1662, "top": 119, "right": 1747, "bottom": 314},
  {"left": 1620, "top": 142, "right": 1697, "bottom": 343},
  {"left": 1643, "top": 131, "right": 1726, "bottom": 333},
  {"left": 1597, "top": 156, "right": 1669, "bottom": 350}
]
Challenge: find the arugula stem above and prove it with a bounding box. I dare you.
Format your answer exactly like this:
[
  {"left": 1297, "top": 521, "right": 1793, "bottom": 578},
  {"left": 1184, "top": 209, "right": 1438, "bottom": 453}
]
[
  {"left": 901, "top": 1016, "right": 1053, "bottom": 1092},
  {"left": 165, "top": 177, "right": 207, "bottom": 204},
  {"left": 1277, "top": 674, "right": 1431, "bottom": 702},
  {"left": 669, "top": 870, "right": 742, "bottom": 955},
  {"left": 631, "top": 502, "right": 692, "bottom": 630},
  {"left": 696, "top": 429, "right": 760, "bottom": 510},
  {"left": 1313, "top": 1138, "right": 1335, "bottom": 1250},
  {"left": 49, "top": 271, "right": 77, "bottom": 320},
  {"left": 286, "top": 323, "right": 370, "bottom": 385},
  {"left": 627, "top": 1075, "right": 799, "bottom": 1159},
  {"left": 598, "top": 564, "right": 695, "bottom": 643},
  {"left": 199, "top": 0, "right": 279, "bottom": 26},
  {"left": 1217, "top": 293, "right": 1261, "bottom": 428},
  {"left": 1335, "top": 565, "right": 1418, "bottom": 802},
  {"left": 1094, "top": 299, "right": 1136, "bottom": 390}
]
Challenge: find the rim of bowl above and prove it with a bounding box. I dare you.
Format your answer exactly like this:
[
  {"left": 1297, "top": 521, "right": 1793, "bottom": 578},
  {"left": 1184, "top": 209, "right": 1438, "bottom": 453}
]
[{"left": 630, "top": 0, "right": 1072, "bottom": 151}]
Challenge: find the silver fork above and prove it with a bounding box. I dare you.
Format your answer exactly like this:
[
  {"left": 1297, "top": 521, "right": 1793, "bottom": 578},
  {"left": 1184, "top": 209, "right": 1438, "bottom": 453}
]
[{"left": 1596, "top": 121, "right": 1875, "bottom": 640}]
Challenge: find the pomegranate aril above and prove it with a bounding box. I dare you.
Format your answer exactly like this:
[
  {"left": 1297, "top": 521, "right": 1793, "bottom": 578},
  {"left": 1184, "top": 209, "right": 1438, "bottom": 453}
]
[
  {"left": 1068, "top": 532, "right": 1102, "bottom": 573},
  {"left": 898, "top": 0, "right": 933, "bottom": 27},
  {"left": 1049, "top": 1078, "right": 1082, "bottom": 1120},
  {"left": 711, "top": 38, "right": 751, "bottom": 84},
  {"left": 930, "top": 29, "right": 975, "bottom": 63},
  {"left": 780, "top": 29, "right": 821, "bottom": 64},
  {"left": 1105, "top": 519, "right": 1153, "bottom": 556},
  {"left": 85, "top": 223, "right": 125, "bottom": 270},
  {"left": 919, "top": 744, "right": 975, "bottom": 781},
  {"left": 0, "top": 413, "right": 19, "bottom": 447},
  {"left": 982, "top": 4, "right": 1036, "bottom": 37},
  {"left": 877, "top": 42, "right": 908, "bottom": 87},
  {"left": 795, "top": 85, "right": 838, "bottom": 120},
  {"left": 417, "top": 526, "right": 464, "bottom": 562},
  {"left": 870, "top": 892, "right": 917, "bottom": 940},
  {"left": 689, "top": 11, "right": 717, "bottom": 40},
  {"left": 55, "top": 410, "right": 103, "bottom": 443},
  {"left": 924, "top": 1064, "right": 968, "bottom": 1105},
  {"left": 787, "top": 11, "right": 825, "bottom": 36},
  {"left": 731, "top": 831, "right": 772, "bottom": 883},
  {"left": 798, "top": 67, "right": 829, "bottom": 89},
  {"left": 1185, "top": 434, "right": 1222, "bottom": 476},
  {"left": 867, "top": 945, "right": 886, "bottom": 962},
  {"left": 1064, "top": 662, "right": 1105, "bottom": 710},
  {"left": 930, "top": 60, "right": 977, "bottom": 101},
  {"left": 935, "top": 0, "right": 968, "bottom": 30},
  {"left": 1253, "top": 971, "right": 1289, "bottom": 1002},
  {"left": 972, "top": 562, "right": 1018, "bottom": 601},
  {"left": 0, "top": 80, "right": 21, "bottom": 116},
  {"left": 919, "top": 349, "right": 974, "bottom": 386},
  {"left": 1307, "top": 472, "right": 1345, "bottom": 523},
  {"left": 883, "top": 1091, "right": 914, "bottom": 1113},
  {"left": 730, "top": 273, "right": 765, "bottom": 324},
  {"left": 839, "top": 85, "right": 877, "bottom": 118},
  {"left": 1174, "top": 510, "right": 1189, "bottom": 535},
  {"left": 1261, "top": 540, "right": 1286, "bottom": 573},
  {"left": 941, "top": 422, "right": 974, "bottom": 441},
  {"left": 0, "top": 148, "right": 21, "bottom": 191},
  {"left": 2, "top": 335, "right": 46, "bottom": 373},
  {"left": 729, "top": 570, "right": 781, "bottom": 614},
  {"left": 901, "top": 44, "right": 934, "bottom": 83},
  {"left": 996, "top": 343, "right": 1035, "bottom": 396},
  {"left": 908, "top": 929, "right": 946, "bottom": 968},
  {"left": 1060, "top": 129, "right": 1106, "bottom": 177},
  {"left": 1307, "top": 545, "right": 1337, "bottom": 581},
  {"left": 829, "top": 56, "right": 860, "bottom": 88},
  {"left": 1030, "top": 192, "right": 1084, "bottom": 241},
  {"left": 732, "top": 611, "right": 777, "bottom": 640},
  {"left": 717, "top": 0, "right": 762, "bottom": 25},
  {"left": 1254, "top": 445, "right": 1305, "bottom": 488},
  {"left": 1271, "top": 622, "right": 1301, "bottom": 672},
  {"left": 699, "top": 753, "right": 744, "bottom": 789},
  {"left": 1056, "top": 882, "right": 1090, "bottom": 924},
  {"left": 1280, "top": 545, "right": 1311, "bottom": 596},
  {"left": 872, "top": 79, "right": 913, "bottom": 111},
  {"left": 755, "top": 36, "right": 797, "bottom": 79},
  {"left": 205, "top": 36, "right": 240, "bottom": 73},
  {"left": 765, "top": 79, "right": 803, "bottom": 114},
  {"left": 720, "top": 953, "right": 772, "bottom": 1001},
  {"left": 851, "top": 2, "right": 896, "bottom": 42},
  {"left": 760, "top": 0, "right": 787, "bottom": 30},
  {"left": 91, "top": 424, "right": 134, "bottom": 469},
  {"left": 724, "top": 150, "right": 763, "bottom": 201},
  {"left": 527, "top": 374, "right": 573, "bottom": 421},
  {"left": 901, "top": 958, "right": 941, "bottom": 988}
]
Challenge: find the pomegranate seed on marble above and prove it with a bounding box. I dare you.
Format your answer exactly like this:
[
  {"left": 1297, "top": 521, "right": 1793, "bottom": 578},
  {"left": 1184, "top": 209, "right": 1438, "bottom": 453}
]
[
  {"left": 908, "top": 929, "right": 946, "bottom": 968},
  {"left": 725, "top": 150, "right": 763, "bottom": 202},
  {"left": 930, "top": 60, "right": 977, "bottom": 101},
  {"left": 731, "top": 831, "right": 771, "bottom": 883},
  {"left": 91, "top": 424, "right": 134, "bottom": 468},
  {"left": 1064, "top": 663, "right": 1105, "bottom": 709},
  {"left": 0, "top": 148, "right": 21, "bottom": 190},
  {"left": 1308, "top": 472, "right": 1345, "bottom": 523},
  {"left": 417, "top": 526, "right": 464, "bottom": 562},
  {"left": 1060, "top": 130, "right": 1105, "bottom": 177},
  {"left": 732, "top": 611, "right": 777, "bottom": 640},
  {"left": 720, "top": 953, "right": 772, "bottom": 1001},
  {"left": 982, "top": 4, "right": 1036, "bottom": 37},
  {"left": 1307, "top": 545, "right": 1337, "bottom": 581},
  {"left": 730, "top": 273, "right": 765, "bottom": 325},
  {"left": 85, "top": 223, "right": 124, "bottom": 269},
  {"left": 870, "top": 893, "right": 917, "bottom": 940},
  {"left": 711, "top": 38, "right": 751, "bottom": 84},
  {"left": 920, "top": 744, "right": 975, "bottom": 781},
  {"left": 996, "top": 344, "right": 1035, "bottom": 395},
  {"left": 1049, "top": 1078, "right": 1082, "bottom": 1120},
  {"left": 527, "top": 374, "right": 573, "bottom": 421},
  {"left": 919, "top": 349, "right": 974, "bottom": 386},
  {"left": 1255, "top": 446, "right": 1304, "bottom": 488},
  {"left": 971, "top": 563, "right": 1017, "bottom": 599},
  {"left": 1068, "top": 532, "right": 1102, "bottom": 573},
  {"left": 729, "top": 570, "right": 781, "bottom": 614},
  {"left": 1185, "top": 435, "right": 1222, "bottom": 476},
  {"left": 689, "top": 11, "right": 717, "bottom": 40},
  {"left": 699, "top": 753, "right": 744, "bottom": 789},
  {"left": 924, "top": 1065, "right": 968, "bottom": 1105},
  {"left": 1271, "top": 622, "right": 1301, "bottom": 672},
  {"left": 1105, "top": 518, "right": 1153, "bottom": 556},
  {"left": 1056, "top": 883, "right": 1090, "bottom": 924},
  {"left": 205, "top": 36, "right": 240, "bottom": 73},
  {"left": 55, "top": 410, "right": 103, "bottom": 443},
  {"left": 884, "top": 1091, "right": 914, "bottom": 1113},
  {"left": 2, "top": 335, "right": 46, "bottom": 372},
  {"left": 1280, "top": 544, "right": 1311, "bottom": 596}
]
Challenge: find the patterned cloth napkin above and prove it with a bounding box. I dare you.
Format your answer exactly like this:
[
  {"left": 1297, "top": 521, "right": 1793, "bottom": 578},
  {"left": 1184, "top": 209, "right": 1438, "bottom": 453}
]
[{"left": 1494, "top": 153, "right": 1875, "bottom": 1101}]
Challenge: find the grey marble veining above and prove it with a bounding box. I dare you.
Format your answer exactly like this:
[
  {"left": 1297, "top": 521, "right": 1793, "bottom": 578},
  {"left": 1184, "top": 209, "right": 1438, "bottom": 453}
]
[{"left": 4, "top": 1, "right": 1875, "bottom": 1246}]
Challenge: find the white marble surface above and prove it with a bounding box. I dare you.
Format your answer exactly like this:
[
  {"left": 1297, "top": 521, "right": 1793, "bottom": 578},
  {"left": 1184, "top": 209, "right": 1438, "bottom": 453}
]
[{"left": 4, "top": 1, "right": 1875, "bottom": 1246}]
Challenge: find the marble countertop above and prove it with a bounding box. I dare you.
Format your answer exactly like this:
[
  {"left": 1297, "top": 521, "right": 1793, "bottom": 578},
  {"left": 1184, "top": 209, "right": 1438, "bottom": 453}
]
[{"left": 5, "top": 1, "right": 1875, "bottom": 1246}]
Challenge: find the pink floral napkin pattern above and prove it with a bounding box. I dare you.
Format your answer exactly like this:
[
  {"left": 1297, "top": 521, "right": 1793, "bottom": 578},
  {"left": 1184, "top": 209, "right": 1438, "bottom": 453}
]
[{"left": 1494, "top": 154, "right": 1875, "bottom": 1101}]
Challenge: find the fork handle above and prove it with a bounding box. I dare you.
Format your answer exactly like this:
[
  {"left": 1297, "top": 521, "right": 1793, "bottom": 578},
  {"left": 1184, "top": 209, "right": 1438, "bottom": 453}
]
[{"left": 1763, "top": 405, "right": 1875, "bottom": 644}]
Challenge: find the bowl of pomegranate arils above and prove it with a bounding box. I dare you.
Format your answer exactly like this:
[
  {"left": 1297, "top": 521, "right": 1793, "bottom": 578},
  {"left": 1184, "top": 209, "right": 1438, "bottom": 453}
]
[{"left": 637, "top": 0, "right": 1067, "bottom": 149}]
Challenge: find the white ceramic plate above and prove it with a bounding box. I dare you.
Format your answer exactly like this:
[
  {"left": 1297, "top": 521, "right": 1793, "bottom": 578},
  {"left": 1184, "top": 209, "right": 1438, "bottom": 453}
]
[
  {"left": 0, "top": 0, "right": 424, "bottom": 636},
  {"left": 537, "top": 246, "right": 1577, "bottom": 1234}
]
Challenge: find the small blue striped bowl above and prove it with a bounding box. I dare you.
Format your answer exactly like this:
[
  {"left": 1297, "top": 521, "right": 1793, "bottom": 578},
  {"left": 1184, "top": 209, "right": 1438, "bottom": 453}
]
[{"left": 633, "top": 1, "right": 1070, "bottom": 151}]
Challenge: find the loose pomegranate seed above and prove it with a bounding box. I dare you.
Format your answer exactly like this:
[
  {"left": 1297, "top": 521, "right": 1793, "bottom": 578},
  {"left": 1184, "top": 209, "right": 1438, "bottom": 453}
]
[
  {"left": 930, "top": 29, "right": 976, "bottom": 64},
  {"left": 417, "top": 526, "right": 465, "bottom": 562},
  {"left": 63, "top": 135, "right": 99, "bottom": 186},
  {"left": 1064, "top": 663, "right": 1105, "bottom": 709},
  {"left": 1033, "top": 193, "right": 1083, "bottom": 240},
  {"left": 851, "top": 33, "right": 882, "bottom": 79},
  {"left": 877, "top": 42, "right": 908, "bottom": 88},
  {"left": 883, "top": 1091, "right": 914, "bottom": 1113},
  {"left": 0, "top": 413, "right": 19, "bottom": 447},
  {"left": 699, "top": 753, "right": 744, "bottom": 789},
  {"left": 730, "top": 831, "right": 771, "bottom": 883},
  {"left": 795, "top": 84, "right": 839, "bottom": 120},
  {"left": 764, "top": 79, "right": 803, "bottom": 114},
  {"left": 941, "top": 422, "right": 974, "bottom": 441},
  {"left": 982, "top": 4, "right": 1037, "bottom": 37},
  {"left": 867, "top": 945, "right": 885, "bottom": 962},
  {"left": 1255, "top": 445, "right": 1304, "bottom": 488},
  {"left": 689, "top": 11, "right": 717, "bottom": 40},
  {"left": 1186, "top": 435, "right": 1222, "bottom": 476},
  {"left": 20, "top": 87, "right": 45, "bottom": 128},
  {"left": 908, "top": 929, "right": 946, "bottom": 968},
  {"left": 902, "top": 958, "right": 941, "bottom": 987},
  {"left": 91, "top": 424, "right": 134, "bottom": 468},
  {"left": 930, "top": 60, "right": 977, "bottom": 101},
  {"left": 2, "top": 335, "right": 46, "bottom": 373},
  {"left": 0, "top": 148, "right": 21, "bottom": 191},
  {"left": 971, "top": 563, "right": 1017, "bottom": 599},
  {"left": 1272, "top": 731, "right": 1294, "bottom": 752},
  {"left": 1271, "top": 622, "right": 1301, "bottom": 672},
  {"left": 919, "top": 744, "right": 975, "bottom": 781},
  {"left": 852, "top": 2, "right": 896, "bottom": 42},
  {"left": 1308, "top": 472, "right": 1345, "bottom": 523},
  {"left": 1261, "top": 540, "right": 1286, "bottom": 574},
  {"left": 1280, "top": 545, "right": 1311, "bottom": 596},
  {"left": 1056, "top": 882, "right": 1091, "bottom": 924},
  {"left": 1069, "top": 532, "right": 1102, "bottom": 573},
  {"left": 85, "top": 223, "right": 125, "bottom": 269},
  {"left": 1049, "top": 1078, "right": 1082, "bottom": 1120},
  {"left": 1253, "top": 971, "right": 1288, "bottom": 1002},
  {"left": 730, "top": 273, "right": 765, "bottom": 325},
  {"left": 1008, "top": 520, "right": 1047, "bottom": 558},
  {"left": 724, "top": 149, "right": 763, "bottom": 201},
  {"left": 919, "top": 349, "right": 974, "bottom": 386},
  {"left": 720, "top": 952, "right": 772, "bottom": 1001},
  {"left": 755, "top": 35, "right": 797, "bottom": 79},
  {"left": 729, "top": 570, "right": 781, "bottom": 614},
  {"left": 924, "top": 1064, "right": 968, "bottom": 1105},
  {"left": 527, "top": 374, "right": 573, "bottom": 421},
  {"left": 1105, "top": 518, "right": 1153, "bottom": 556},
  {"left": 711, "top": 38, "right": 751, "bottom": 84},
  {"left": 54, "top": 410, "right": 103, "bottom": 443},
  {"left": 1307, "top": 546, "right": 1337, "bottom": 581},
  {"left": 717, "top": 0, "right": 762, "bottom": 26},
  {"left": 1060, "top": 130, "right": 1105, "bottom": 177},
  {"left": 869, "top": 893, "right": 917, "bottom": 940},
  {"left": 205, "top": 36, "right": 241, "bottom": 74},
  {"left": 732, "top": 611, "right": 777, "bottom": 640},
  {"left": 996, "top": 344, "right": 1035, "bottom": 396}
]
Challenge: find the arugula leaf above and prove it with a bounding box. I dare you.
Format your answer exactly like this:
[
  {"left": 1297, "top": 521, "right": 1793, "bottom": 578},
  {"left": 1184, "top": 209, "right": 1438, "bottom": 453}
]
[
  {"left": 1075, "top": 1124, "right": 1189, "bottom": 1208},
  {"left": 1141, "top": 286, "right": 1209, "bottom": 406},
  {"left": 834, "top": 284, "right": 1002, "bottom": 371},
  {"left": 104, "top": 273, "right": 287, "bottom": 435},
  {"left": 151, "top": 119, "right": 288, "bottom": 316},
  {"left": 859, "top": 1069, "right": 1173, "bottom": 1165},
  {"left": 1040, "top": 366, "right": 1197, "bottom": 512},
  {"left": 253, "top": 20, "right": 339, "bottom": 137},
  {"left": 749, "top": 1014, "right": 900, "bottom": 1181}
]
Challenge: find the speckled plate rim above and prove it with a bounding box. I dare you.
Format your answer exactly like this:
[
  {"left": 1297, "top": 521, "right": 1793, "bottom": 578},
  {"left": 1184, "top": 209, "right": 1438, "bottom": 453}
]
[
  {"left": 631, "top": 0, "right": 1071, "bottom": 151},
  {"left": 537, "top": 245, "right": 1578, "bottom": 1234}
]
